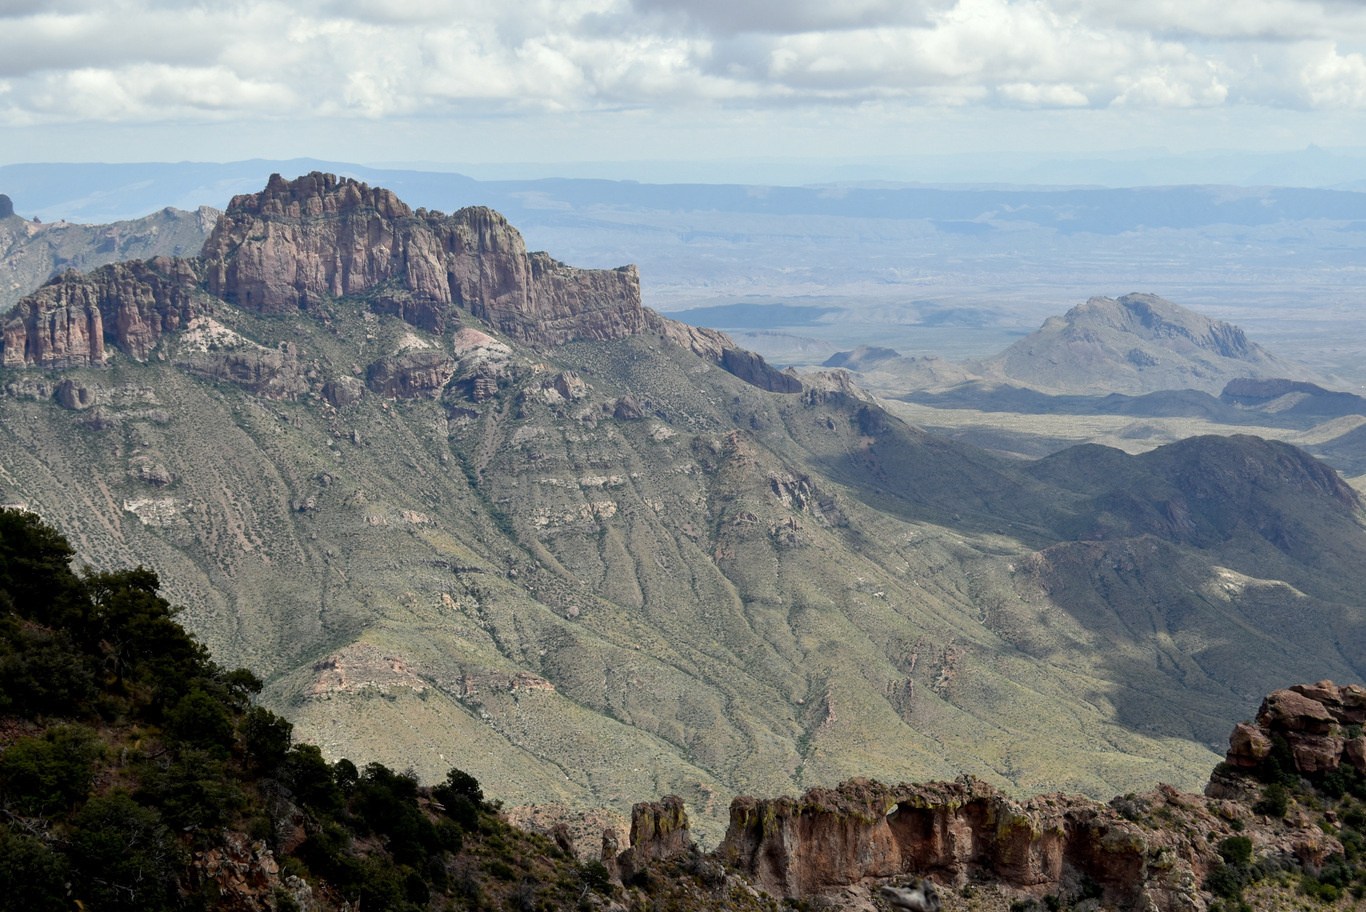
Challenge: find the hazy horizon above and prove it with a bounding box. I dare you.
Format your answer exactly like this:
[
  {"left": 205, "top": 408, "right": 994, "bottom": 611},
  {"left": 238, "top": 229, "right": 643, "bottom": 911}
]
[{"left": 7, "top": 1, "right": 1366, "bottom": 178}]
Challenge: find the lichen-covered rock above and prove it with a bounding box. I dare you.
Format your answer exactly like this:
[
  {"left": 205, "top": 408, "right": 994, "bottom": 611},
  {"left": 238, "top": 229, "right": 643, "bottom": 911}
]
[
  {"left": 617, "top": 795, "right": 693, "bottom": 883},
  {"left": 715, "top": 776, "right": 1206, "bottom": 911}
]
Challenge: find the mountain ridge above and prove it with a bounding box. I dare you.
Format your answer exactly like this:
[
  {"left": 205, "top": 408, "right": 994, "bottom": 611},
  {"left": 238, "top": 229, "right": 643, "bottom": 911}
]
[{"left": 1, "top": 173, "right": 1364, "bottom": 840}]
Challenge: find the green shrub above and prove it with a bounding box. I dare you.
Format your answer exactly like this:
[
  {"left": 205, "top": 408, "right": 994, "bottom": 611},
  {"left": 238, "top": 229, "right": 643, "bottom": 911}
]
[
  {"left": 1253, "top": 782, "right": 1288, "bottom": 818},
  {"left": 69, "top": 792, "right": 181, "bottom": 912},
  {"left": 0, "top": 832, "right": 71, "bottom": 912},
  {"left": 1205, "top": 863, "right": 1249, "bottom": 900},
  {"left": 0, "top": 725, "right": 100, "bottom": 813},
  {"left": 282, "top": 744, "right": 342, "bottom": 814},
  {"left": 166, "top": 687, "right": 235, "bottom": 754},
  {"left": 242, "top": 705, "right": 293, "bottom": 771},
  {"left": 1217, "top": 836, "right": 1253, "bottom": 867},
  {"left": 0, "top": 621, "right": 97, "bottom": 716},
  {"left": 333, "top": 757, "right": 358, "bottom": 794},
  {"left": 138, "top": 750, "right": 243, "bottom": 831},
  {"left": 579, "top": 860, "right": 613, "bottom": 895},
  {"left": 1301, "top": 877, "right": 1342, "bottom": 903}
]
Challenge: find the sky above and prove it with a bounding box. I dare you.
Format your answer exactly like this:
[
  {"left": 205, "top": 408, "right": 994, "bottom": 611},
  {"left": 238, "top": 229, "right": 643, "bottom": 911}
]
[{"left": 4, "top": 0, "right": 1366, "bottom": 179}]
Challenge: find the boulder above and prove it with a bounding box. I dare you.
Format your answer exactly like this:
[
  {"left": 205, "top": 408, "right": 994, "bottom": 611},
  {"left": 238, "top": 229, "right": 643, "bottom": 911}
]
[
  {"left": 1260, "top": 689, "right": 1335, "bottom": 734},
  {"left": 1225, "top": 723, "right": 1272, "bottom": 768},
  {"left": 54, "top": 378, "right": 98, "bottom": 410},
  {"left": 322, "top": 376, "right": 365, "bottom": 408}
]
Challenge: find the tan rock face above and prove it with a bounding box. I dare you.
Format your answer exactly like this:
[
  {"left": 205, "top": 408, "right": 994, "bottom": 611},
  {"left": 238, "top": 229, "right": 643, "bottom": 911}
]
[
  {"left": 710, "top": 777, "right": 1213, "bottom": 911},
  {"left": 202, "top": 172, "right": 644, "bottom": 347},
  {"left": 1226, "top": 722, "right": 1273, "bottom": 768}
]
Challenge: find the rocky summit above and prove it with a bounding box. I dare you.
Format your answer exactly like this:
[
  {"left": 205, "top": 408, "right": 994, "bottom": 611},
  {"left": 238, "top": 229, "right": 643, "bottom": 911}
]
[
  {"left": 1, "top": 173, "right": 1365, "bottom": 843},
  {"left": 972, "top": 293, "right": 1321, "bottom": 395}
]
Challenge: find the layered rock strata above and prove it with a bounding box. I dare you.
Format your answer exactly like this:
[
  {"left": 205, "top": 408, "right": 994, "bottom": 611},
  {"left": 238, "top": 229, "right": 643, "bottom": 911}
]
[{"left": 714, "top": 777, "right": 1194, "bottom": 908}]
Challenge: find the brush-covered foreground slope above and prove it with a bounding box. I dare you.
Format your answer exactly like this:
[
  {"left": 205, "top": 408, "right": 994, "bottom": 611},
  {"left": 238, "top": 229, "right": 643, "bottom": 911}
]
[
  {"left": 0, "top": 193, "right": 218, "bottom": 310},
  {"left": 2, "top": 174, "right": 1365, "bottom": 841}
]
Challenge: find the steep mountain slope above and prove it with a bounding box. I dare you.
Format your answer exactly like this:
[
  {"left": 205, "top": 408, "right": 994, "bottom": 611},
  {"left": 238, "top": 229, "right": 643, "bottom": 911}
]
[
  {"left": 1, "top": 174, "right": 1364, "bottom": 841},
  {"left": 0, "top": 194, "right": 218, "bottom": 310}
]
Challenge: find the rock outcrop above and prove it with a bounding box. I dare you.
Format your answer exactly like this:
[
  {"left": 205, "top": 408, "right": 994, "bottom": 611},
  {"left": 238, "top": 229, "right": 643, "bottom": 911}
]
[
  {"left": 202, "top": 172, "right": 643, "bottom": 347},
  {"left": 366, "top": 351, "right": 458, "bottom": 399},
  {"left": 615, "top": 795, "right": 693, "bottom": 883},
  {"left": 644, "top": 308, "right": 802, "bottom": 393},
  {"left": 1, "top": 174, "right": 800, "bottom": 397},
  {"left": 175, "top": 344, "right": 307, "bottom": 400},
  {"left": 716, "top": 777, "right": 1201, "bottom": 908},
  {"left": 2, "top": 257, "right": 200, "bottom": 368},
  {"left": 1221, "top": 680, "right": 1366, "bottom": 777}
]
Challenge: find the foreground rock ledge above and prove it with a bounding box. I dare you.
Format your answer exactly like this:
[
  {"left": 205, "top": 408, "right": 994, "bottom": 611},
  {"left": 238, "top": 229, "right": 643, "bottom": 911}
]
[{"left": 597, "top": 680, "right": 1366, "bottom": 912}]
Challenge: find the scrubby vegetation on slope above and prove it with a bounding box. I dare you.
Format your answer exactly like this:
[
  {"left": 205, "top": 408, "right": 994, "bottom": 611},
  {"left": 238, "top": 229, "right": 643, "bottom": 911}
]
[{"left": 0, "top": 508, "right": 661, "bottom": 912}]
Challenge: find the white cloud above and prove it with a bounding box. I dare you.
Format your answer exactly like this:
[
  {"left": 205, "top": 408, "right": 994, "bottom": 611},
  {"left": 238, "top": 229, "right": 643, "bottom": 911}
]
[
  {"left": 1297, "top": 42, "right": 1366, "bottom": 108},
  {"left": 2, "top": 0, "right": 1366, "bottom": 135}
]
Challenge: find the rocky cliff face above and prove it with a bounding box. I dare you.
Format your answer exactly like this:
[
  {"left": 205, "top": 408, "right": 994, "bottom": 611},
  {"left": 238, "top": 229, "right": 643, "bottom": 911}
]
[
  {"left": 2, "top": 256, "right": 200, "bottom": 368},
  {"left": 612, "top": 796, "right": 694, "bottom": 883},
  {"left": 1, "top": 173, "right": 803, "bottom": 402},
  {"left": 0, "top": 203, "right": 217, "bottom": 310},
  {"left": 713, "top": 777, "right": 1206, "bottom": 910},
  {"left": 595, "top": 682, "right": 1365, "bottom": 910},
  {"left": 201, "top": 172, "right": 644, "bottom": 347}
]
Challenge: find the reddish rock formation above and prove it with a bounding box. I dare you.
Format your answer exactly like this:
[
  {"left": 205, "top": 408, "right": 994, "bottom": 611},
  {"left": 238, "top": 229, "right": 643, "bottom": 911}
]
[
  {"left": 1, "top": 173, "right": 808, "bottom": 399},
  {"left": 202, "top": 172, "right": 643, "bottom": 347},
  {"left": 1, "top": 257, "right": 200, "bottom": 368},
  {"left": 1221, "top": 680, "right": 1366, "bottom": 777}
]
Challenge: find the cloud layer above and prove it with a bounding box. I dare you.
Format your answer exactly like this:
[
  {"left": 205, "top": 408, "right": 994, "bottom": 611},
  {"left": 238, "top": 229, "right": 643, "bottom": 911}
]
[{"left": 2, "top": 0, "right": 1365, "bottom": 133}]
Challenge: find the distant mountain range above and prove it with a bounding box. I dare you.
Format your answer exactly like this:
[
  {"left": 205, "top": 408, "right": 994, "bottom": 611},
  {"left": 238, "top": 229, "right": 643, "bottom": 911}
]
[
  {"left": 0, "top": 195, "right": 218, "bottom": 309},
  {"left": 2, "top": 172, "right": 1364, "bottom": 840},
  {"left": 5, "top": 161, "right": 1366, "bottom": 363}
]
